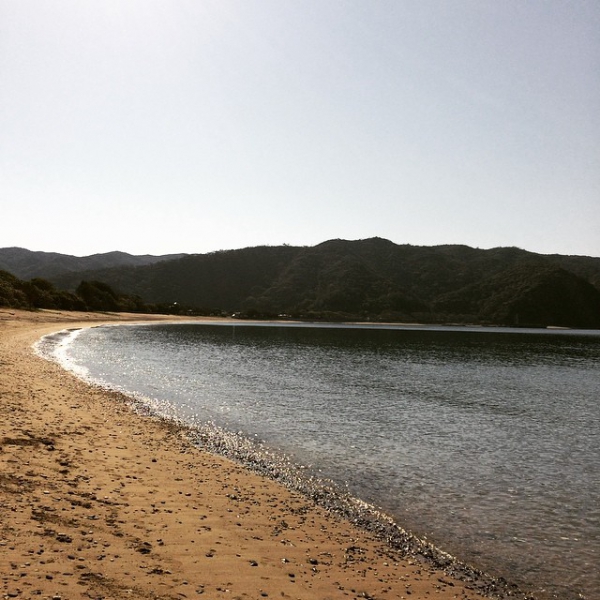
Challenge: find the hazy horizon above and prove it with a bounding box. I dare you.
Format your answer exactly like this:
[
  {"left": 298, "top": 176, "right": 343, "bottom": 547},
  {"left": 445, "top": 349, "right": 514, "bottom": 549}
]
[{"left": 2, "top": 1, "right": 598, "bottom": 258}]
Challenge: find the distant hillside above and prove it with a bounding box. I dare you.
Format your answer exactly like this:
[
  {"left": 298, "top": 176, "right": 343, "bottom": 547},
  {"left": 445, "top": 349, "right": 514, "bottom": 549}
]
[
  {"left": 0, "top": 247, "right": 186, "bottom": 280},
  {"left": 50, "top": 238, "right": 600, "bottom": 328}
]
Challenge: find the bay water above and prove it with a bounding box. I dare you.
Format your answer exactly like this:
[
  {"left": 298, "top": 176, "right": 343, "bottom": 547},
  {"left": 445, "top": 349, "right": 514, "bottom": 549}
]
[{"left": 39, "top": 322, "right": 600, "bottom": 599}]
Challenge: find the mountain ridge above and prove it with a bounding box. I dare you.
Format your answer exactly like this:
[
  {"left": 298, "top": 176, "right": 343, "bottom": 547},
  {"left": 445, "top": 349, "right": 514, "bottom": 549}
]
[
  {"left": 2, "top": 240, "right": 600, "bottom": 328},
  {"left": 0, "top": 247, "right": 186, "bottom": 280},
  {"left": 18, "top": 238, "right": 596, "bottom": 329}
]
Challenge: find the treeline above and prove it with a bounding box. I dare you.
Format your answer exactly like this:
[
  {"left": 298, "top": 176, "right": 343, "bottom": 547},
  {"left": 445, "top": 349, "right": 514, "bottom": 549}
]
[
  {"left": 49, "top": 238, "right": 600, "bottom": 329},
  {"left": 0, "top": 270, "right": 206, "bottom": 315},
  {"left": 4, "top": 238, "right": 600, "bottom": 328}
]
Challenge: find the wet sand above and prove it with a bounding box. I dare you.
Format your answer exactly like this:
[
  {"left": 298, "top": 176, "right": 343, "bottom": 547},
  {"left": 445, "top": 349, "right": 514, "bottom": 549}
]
[{"left": 1, "top": 309, "right": 524, "bottom": 600}]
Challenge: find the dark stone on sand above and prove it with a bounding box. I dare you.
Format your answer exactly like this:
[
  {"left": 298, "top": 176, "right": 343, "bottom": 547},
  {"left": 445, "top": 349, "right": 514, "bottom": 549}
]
[{"left": 136, "top": 541, "right": 152, "bottom": 554}]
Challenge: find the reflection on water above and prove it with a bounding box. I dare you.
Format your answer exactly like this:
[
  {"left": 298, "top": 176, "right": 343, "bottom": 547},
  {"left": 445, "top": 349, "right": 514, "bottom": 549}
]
[{"left": 47, "top": 323, "right": 600, "bottom": 600}]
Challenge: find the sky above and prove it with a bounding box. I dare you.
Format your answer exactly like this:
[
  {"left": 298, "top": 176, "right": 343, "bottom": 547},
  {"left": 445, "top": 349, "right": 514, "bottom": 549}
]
[{"left": 1, "top": 1, "right": 599, "bottom": 258}]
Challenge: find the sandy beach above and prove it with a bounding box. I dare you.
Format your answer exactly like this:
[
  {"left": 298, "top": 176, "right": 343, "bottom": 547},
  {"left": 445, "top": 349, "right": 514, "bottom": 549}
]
[{"left": 1, "top": 309, "right": 516, "bottom": 600}]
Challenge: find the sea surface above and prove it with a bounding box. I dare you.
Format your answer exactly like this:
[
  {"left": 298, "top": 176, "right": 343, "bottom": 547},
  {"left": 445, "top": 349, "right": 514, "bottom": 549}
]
[{"left": 38, "top": 322, "right": 600, "bottom": 599}]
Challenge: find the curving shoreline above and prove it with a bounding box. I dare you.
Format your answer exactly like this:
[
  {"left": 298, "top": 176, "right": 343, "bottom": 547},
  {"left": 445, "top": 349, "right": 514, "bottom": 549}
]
[{"left": 0, "top": 309, "right": 534, "bottom": 600}]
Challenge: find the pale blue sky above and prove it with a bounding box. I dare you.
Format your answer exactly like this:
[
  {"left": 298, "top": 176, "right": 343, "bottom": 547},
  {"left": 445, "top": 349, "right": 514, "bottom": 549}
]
[{"left": 1, "top": 1, "right": 599, "bottom": 257}]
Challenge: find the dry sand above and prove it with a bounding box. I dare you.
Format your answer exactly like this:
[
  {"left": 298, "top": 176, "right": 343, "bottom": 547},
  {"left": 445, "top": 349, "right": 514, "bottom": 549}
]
[{"left": 1, "top": 309, "right": 513, "bottom": 600}]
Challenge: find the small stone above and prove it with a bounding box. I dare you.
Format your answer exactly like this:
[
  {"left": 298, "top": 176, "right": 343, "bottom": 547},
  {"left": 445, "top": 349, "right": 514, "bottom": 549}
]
[{"left": 136, "top": 542, "right": 152, "bottom": 554}]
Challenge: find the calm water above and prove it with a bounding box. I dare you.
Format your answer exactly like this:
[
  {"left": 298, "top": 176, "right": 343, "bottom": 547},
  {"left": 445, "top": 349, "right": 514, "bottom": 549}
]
[{"left": 39, "top": 322, "right": 600, "bottom": 599}]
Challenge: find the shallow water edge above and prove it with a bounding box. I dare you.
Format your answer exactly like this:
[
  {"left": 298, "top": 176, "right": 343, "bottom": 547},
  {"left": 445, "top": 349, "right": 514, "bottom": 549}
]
[{"left": 35, "top": 326, "right": 542, "bottom": 600}]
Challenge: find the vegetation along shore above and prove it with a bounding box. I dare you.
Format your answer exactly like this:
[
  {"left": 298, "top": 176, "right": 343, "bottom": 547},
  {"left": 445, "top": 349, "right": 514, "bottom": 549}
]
[{"left": 1, "top": 238, "right": 600, "bottom": 328}]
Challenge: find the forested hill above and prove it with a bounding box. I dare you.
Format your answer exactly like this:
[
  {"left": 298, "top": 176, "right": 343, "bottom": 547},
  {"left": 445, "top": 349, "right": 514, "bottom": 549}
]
[
  {"left": 49, "top": 238, "right": 600, "bottom": 329},
  {"left": 0, "top": 247, "right": 185, "bottom": 280}
]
